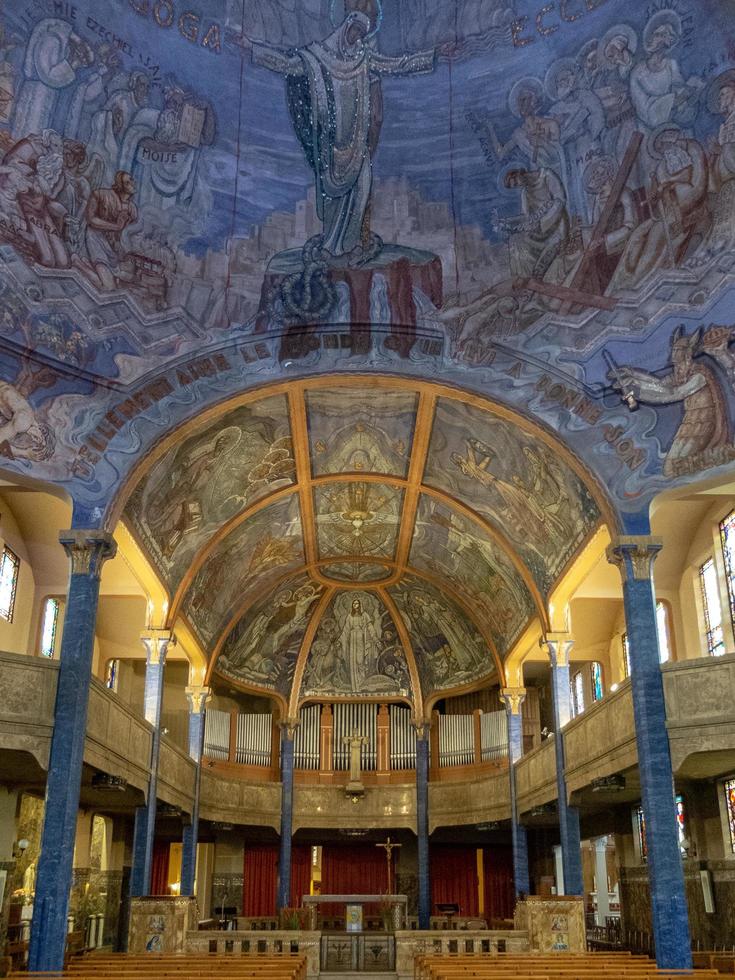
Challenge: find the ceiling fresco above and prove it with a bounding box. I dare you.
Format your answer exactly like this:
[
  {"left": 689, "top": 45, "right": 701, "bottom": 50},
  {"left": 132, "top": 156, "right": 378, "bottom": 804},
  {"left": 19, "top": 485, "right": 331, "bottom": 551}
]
[
  {"left": 1, "top": 0, "right": 735, "bottom": 528},
  {"left": 320, "top": 562, "right": 393, "bottom": 583},
  {"left": 182, "top": 493, "right": 304, "bottom": 648},
  {"left": 314, "top": 481, "right": 404, "bottom": 561},
  {"left": 306, "top": 387, "right": 417, "bottom": 478},
  {"left": 216, "top": 573, "right": 324, "bottom": 698},
  {"left": 125, "top": 394, "right": 293, "bottom": 591},
  {"left": 389, "top": 575, "right": 494, "bottom": 695},
  {"left": 299, "top": 590, "right": 413, "bottom": 701},
  {"left": 423, "top": 398, "right": 601, "bottom": 594},
  {"left": 410, "top": 495, "right": 537, "bottom": 656},
  {"left": 4, "top": 1, "right": 735, "bottom": 700}
]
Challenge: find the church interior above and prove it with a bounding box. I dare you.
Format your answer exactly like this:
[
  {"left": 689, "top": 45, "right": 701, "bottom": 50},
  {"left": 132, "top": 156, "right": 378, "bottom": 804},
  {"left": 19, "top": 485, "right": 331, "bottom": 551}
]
[{"left": 2, "top": 0, "right": 735, "bottom": 977}]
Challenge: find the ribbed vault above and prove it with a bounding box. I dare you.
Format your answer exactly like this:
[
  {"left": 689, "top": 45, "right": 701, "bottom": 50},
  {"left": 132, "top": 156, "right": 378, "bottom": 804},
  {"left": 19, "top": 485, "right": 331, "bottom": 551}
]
[{"left": 121, "top": 377, "right": 608, "bottom": 713}]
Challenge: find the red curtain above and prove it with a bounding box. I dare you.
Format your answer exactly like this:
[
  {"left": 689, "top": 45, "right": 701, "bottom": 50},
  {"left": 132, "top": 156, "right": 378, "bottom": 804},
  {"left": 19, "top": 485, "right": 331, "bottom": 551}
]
[
  {"left": 431, "top": 845, "right": 479, "bottom": 917},
  {"left": 290, "top": 845, "right": 312, "bottom": 907},
  {"left": 243, "top": 844, "right": 279, "bottom": 916},
  {"left": 151, "top": 841, "right": 170, "bottom": 896},
  {"left": 322, "top": 844, "right": 388, "bottom": 895},
  {"left": 483, "top": 846, "right": 515, "bottom": 922}
]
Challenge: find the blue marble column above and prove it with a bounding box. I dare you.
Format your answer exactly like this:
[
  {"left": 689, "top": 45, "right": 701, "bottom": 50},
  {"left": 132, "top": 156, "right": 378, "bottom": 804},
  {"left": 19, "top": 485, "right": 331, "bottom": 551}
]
[
  {"left": 500, "top": 688, "right": 530, "bottom": 897},
  {"left": 28, "top": 530, "right": 116, "bottom": 972},
  {"left": 277, "top": 724, "right": 296, "bottom": 912},
  {"left": 129, "top": 629, "right": 174, "bottom": 898},
  {"left": 607, "top": 536, "right": 692, "bottom": 970},
  {"left": 415, "top": 726, "right": 430, "bottom": 929},
  {"left": 181, "top": 685, "right": 212, "bottom": 898},
  {"left": 543, "top": 633, "right": 583, "bottom": 896}
]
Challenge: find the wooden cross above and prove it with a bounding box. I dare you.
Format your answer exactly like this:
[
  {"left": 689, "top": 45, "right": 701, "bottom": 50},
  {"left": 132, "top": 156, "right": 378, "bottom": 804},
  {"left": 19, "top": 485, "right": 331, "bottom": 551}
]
[{"left": 376, "top": 836, "right": 402, "bottom": 894}]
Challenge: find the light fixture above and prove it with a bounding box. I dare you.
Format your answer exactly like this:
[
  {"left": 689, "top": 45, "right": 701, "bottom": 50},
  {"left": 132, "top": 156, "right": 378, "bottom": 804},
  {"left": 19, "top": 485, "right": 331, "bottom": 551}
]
[
  {"left": 591, "top": 774, "right": 626, "bottom": 793},
  {"left": 91, "top": 773, "right": 127, "bottom": 792}
]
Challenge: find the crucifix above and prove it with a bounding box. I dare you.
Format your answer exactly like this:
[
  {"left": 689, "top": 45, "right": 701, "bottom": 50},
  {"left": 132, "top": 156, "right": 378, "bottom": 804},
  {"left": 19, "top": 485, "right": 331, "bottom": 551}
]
[{"left": 375, "top": 836, "right": 402, "bottom": 894}]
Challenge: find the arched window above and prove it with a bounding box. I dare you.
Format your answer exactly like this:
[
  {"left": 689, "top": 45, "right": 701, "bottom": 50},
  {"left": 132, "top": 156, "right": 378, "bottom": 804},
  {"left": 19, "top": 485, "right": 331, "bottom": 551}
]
[
  {"left": 40, "top": 598, "right": 59, "bottom": 658},
  {"left": 572, "top": 671, "right": 585, "bottom": 717},
  {"left": 590, "top": 662, "right": 603, "bottom": 702},
  {"left": 700, "top": 557, "right": 725, "bottom": 656}
]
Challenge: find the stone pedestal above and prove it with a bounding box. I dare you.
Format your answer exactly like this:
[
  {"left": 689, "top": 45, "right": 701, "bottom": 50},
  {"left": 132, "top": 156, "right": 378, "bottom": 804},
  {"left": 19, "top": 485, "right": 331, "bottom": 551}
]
[
  {"left": 257, "top": 244, "right": 443, "bottom": 361},
  {"left": 128, "top": 896, "right": 198, "bottom": 954},
  {"left": 513, "top": 896, "right": 585, "bottom": 953}
]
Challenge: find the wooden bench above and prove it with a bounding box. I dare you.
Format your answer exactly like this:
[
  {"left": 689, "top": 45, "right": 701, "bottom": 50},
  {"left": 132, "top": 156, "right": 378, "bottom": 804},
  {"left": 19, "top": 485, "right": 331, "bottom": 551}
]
[
  {"left": 414, "top": 952, "right": 716, "bottom": 980},
  {"left": 18, "top": 952, "right": 308, "bottom": 980}
]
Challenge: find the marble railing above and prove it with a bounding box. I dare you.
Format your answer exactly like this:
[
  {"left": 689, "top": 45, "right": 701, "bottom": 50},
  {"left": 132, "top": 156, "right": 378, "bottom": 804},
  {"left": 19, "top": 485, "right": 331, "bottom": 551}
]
[
  {"left": 515, "top": 738, "right": 557, "bottom": 814},
  {"left": 0, "top": 649, "right": 57, "bottom": 770},
  {"left": 158, "top": 735, "right": 196, "bottom": 810},
  {"left": 562, "top": 677, "right": 637, "bottom": 796},
  {"left": 662, "top": 652, "right": 735, "bottom": 774},
  {"left": 2, "top": 650, "right": 734, "bottom": 828}
]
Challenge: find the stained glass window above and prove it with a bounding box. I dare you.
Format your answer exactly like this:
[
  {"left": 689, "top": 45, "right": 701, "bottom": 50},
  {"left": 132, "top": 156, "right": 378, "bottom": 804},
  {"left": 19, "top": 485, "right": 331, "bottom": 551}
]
[
  {"left": 725, "top": 778, "right": 735, "bottom": 853},
  {"left": 636, "top": 794, "right": 685, "bottom": 862},
  {"left": 656, "top": 602, "right": 672, "bottom": 663},
  {"left": 591, "top": 662, "right": 603, "bottom": 702},
  {"left": 622, "top": 633, "right": 631, "bottom": 678},
  {"left": 635, "top": 806, "right": 647, "bottom": 861},
  {"left": 0, "top": 547, "right": 19, "bottom": 622},
  {"left": 720, "top": 510, "right": 735, "bottom": 634},
  {"left": 700, "top": 558, "right": 726, "bottom": 656},
  {"left": 105, "top": 659, "right": 119, "bottom": 691},
  {"left": 572, "top": 671, "right": 585, "bottom": 716},
  {"left": 40, "top": 598, "right": 59, "bottom": 658}
]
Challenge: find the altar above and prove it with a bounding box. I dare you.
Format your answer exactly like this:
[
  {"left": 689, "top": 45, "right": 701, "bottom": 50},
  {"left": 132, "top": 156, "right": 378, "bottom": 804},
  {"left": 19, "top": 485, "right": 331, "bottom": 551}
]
[
  {"left": 302, "top": 894, "right": 407, "bottom": 972},
  {"left": 302, "top": 893, "right": 407, "bottom": 932}
]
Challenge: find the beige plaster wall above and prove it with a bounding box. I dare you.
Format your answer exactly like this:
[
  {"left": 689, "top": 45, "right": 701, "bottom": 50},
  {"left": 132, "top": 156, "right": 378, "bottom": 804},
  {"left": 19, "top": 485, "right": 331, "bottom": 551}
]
[{"left": 0, "top": 496, "right": 35, "bottom": 656}]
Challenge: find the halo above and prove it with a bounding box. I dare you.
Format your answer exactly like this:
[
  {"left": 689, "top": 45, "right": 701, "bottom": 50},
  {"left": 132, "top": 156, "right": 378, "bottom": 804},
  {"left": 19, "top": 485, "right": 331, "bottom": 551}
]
[
  {"left": 647, "top": 123, "right": 682, "bottom": 161},
  {"left": 643, "top": 9, "right": 681, "bottom": 52},
  {"left": 330, "top": 0, "right": 383, "bottom": 38},
  {"left": 545, "top": 57, "right": 578, "bottom": 101},
  {"left": 507, "top": 76, "right": 544, "bottom": 118},
  {"left": 600, "top": 23, "right": 637, "bottom": 65},
  {"left": 706, "top": 68, "right": 735, "bottom": 115}
]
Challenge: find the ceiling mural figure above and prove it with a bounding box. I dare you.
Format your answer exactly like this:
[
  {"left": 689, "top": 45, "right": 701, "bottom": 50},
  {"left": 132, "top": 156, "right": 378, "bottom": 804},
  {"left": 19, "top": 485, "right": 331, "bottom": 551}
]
[
  {"left": 424, "top": 398, "right": 600, "bottom": 594},
  {"left": 301, "top": 589, "right": 411, "bottom": 699},
  {"left": 125, "top": 395, "right": 294, "bottom": 591},
  {"left": 315, "top": 481, "right": 403, "bottom": 560},
  {"left": 182, "top": 494, "right": 304, "bottom": 650},
  {"left": 235, "top": 0, "right": 452, "bottom": 333},
  {"left": 306, "top": 387, "right": 417, "bottom": 478},
  {"left": 216, "top": 574, "right": 324, "bottom": 697},
  {"left": 410, "top": 495, "right": 536, "bottom": 656},
  {"left": 389, "top": 576, "right": 491, "bottom": 695}
]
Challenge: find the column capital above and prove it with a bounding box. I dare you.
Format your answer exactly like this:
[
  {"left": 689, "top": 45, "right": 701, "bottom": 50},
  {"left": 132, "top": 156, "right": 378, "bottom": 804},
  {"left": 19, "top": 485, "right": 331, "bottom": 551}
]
[
  {"left": 500, "top": 687, "right": 526, "bottom": 715},
  {"left": 279, "top": 717, "right": 299, "bottom": 740},
  {"left": 606, "top": 536, "right": 663, "bottom": 581},
  {"left": 541, "top": 632, "right": 574, "bottom": 667},
  {"left": 140, "top": 628, "right": 175, "bottom": 666},
  {"left": 185, "top": 685, "right": 212, "bottom": 714},
  {"left": 59, "top": 530, "right": 116, "bottom": 578},
  {"left": 412, "top": 717, "right": 431, "bottom": 739}
]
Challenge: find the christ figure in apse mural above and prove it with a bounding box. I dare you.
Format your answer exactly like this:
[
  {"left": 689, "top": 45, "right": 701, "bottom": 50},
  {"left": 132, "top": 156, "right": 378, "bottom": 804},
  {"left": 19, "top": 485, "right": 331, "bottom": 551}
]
[{"left": 235, "top": 0, "right": 454, "bottom": 329}]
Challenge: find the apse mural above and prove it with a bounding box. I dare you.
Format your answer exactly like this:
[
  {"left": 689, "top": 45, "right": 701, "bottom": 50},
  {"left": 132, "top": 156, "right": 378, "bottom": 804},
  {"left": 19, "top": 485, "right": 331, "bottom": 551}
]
[
  {"left": 3, "top": 0, "right": 735, "bottom": 531},
  {"left": 183, "top": 494, "right": 303, "bottom": 648},
  {"left": 424, "top": 398, "right": 600, "bottom": 594},
  {"left": 216, "top": 575, "right": 323, "bottom": 696},
  {"left": 410, "top": 495, "right": 536, "bottom": 656},
  {"left": 125, "top": 395, "right": 293, "bottom": 590},
  {"left": 389, "top": 576, "right": 491, "bottom": 693},
  {"left": 306, "top": 387, "right": 417, "bottom": 478},
  {"left": 314, "top": 482, "right": 403, "bottom": 560},
  {"left": 300, "top": 590, "right": 411, "bottom": 698}
]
